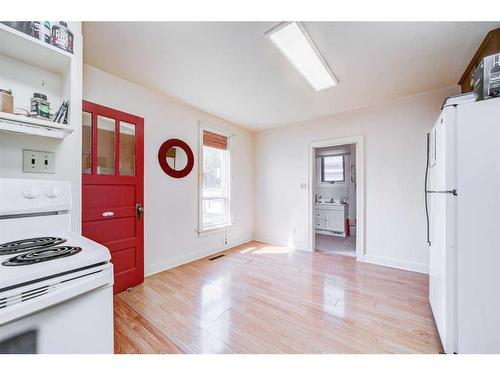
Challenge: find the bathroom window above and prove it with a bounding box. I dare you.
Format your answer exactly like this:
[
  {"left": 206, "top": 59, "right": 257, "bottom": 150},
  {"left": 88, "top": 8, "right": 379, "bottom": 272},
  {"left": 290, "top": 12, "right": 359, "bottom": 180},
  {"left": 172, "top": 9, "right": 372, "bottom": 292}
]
[
  {"left": 321, "top": 155, "right": 345, "bottom": 182},
  {"left": 199, "top": 125, "right": 231, "bottom": 233}
]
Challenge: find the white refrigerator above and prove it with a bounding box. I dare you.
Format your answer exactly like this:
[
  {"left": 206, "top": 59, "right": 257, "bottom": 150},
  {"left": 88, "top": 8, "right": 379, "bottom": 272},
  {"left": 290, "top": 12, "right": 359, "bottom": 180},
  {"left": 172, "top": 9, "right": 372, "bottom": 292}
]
[{"left": 426, "top": 97, "right": 500, "bottom": 354}]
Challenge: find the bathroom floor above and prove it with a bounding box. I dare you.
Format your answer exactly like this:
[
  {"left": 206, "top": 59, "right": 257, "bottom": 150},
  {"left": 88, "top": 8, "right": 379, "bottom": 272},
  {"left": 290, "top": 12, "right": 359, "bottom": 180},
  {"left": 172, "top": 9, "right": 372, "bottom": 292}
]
[{"left": 315, "top": 233, "right": 356, "bottom": 257}]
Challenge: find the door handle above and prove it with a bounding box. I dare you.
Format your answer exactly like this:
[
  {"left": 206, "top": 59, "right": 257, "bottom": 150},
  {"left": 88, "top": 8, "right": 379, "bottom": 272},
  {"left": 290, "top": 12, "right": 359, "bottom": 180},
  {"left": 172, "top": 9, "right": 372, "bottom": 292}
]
[
  {"left": 136, "top": 204, "right": 144, "bottom": 219},
  {"left": 425, "top": 133, "right": 431, "bottom": 246},
  {"left": 426, "top": 189, "right": 458, "bottom": 196},
  {"left": 102, "top": 211, "right": 114, "bottom": 217}
]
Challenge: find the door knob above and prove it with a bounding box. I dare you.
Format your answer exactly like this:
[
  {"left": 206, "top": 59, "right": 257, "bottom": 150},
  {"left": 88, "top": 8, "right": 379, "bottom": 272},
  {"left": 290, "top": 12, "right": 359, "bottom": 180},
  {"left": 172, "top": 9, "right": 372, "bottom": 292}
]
[{"left": 136, "top": 204, "right": 144, "bottom": 219}]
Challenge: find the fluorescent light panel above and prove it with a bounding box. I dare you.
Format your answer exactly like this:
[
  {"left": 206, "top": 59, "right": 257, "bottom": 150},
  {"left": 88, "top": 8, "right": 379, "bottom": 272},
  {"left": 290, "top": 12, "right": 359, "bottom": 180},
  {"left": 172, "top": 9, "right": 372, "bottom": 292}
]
[{"left": 266, "top": 22, "right": 337, "bottom": 91}]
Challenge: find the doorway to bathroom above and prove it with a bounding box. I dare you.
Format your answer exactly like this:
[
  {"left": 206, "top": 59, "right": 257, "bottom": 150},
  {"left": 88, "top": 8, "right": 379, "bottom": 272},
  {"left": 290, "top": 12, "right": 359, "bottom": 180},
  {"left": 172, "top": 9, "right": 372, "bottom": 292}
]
[{"left": 308, "top": 136, "right": 364, "bottom": 259}]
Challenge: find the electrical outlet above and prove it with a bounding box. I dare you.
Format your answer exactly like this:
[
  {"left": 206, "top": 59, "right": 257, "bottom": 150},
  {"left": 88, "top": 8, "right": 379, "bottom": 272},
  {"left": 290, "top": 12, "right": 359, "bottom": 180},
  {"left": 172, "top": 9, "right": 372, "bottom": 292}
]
[{"left": 23, "top": 150, "right": 55, "bottom": 174}]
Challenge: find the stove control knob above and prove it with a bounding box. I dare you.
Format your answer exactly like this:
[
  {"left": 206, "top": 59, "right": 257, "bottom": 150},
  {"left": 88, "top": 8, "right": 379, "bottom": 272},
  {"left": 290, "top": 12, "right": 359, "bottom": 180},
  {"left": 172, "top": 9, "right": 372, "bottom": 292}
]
[
  {"left": 23, "top": 185, "right": 41, "bottom": 199},
  {"left": 45, "top": 186, "right": 61, "bottom": 198}
]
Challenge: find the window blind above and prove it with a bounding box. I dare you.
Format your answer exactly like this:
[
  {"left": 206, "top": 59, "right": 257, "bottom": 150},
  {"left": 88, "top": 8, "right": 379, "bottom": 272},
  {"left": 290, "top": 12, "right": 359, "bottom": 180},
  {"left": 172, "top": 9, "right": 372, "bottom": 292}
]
[{"left": 203, "top": 130, "right": 227, "bottom": 150}]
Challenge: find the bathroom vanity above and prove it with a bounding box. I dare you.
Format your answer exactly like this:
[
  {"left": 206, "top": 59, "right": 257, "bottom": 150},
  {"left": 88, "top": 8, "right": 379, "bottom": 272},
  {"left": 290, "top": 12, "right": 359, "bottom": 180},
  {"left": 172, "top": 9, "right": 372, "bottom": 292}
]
[{"left": 314, "top": 203, "right": 349, "bottom": 237}]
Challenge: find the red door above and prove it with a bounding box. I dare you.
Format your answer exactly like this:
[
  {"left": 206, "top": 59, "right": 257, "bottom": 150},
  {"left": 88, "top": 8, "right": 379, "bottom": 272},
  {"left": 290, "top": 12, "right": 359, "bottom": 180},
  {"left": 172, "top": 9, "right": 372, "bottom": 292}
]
[{"left": 82, "top": 101, "right": 144, "bottom": 294}]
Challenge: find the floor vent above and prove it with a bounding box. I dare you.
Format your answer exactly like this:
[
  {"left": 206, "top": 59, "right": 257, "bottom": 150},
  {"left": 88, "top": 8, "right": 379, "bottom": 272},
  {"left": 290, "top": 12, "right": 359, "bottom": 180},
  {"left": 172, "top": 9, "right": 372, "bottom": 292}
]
[{"left": 208, "top": 254, "right": 226, "bottom": 261}]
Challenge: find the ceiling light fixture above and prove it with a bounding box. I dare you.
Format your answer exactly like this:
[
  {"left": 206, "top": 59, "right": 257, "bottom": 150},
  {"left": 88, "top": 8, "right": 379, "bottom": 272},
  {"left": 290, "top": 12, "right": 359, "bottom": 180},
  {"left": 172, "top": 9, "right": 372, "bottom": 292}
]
[{"left": 265, "top": 21, "right": 338, "bottom": 91}]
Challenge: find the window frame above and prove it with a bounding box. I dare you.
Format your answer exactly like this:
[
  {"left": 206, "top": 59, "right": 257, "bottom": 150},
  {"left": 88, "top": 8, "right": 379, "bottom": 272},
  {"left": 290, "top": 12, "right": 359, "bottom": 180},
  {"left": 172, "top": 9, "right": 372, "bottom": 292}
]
[
  {"left": 321, "top": 154, "right": 345, "bottom": 183},
  {"left": 198, "top": 123, "right": 233, "bottom": 235}
]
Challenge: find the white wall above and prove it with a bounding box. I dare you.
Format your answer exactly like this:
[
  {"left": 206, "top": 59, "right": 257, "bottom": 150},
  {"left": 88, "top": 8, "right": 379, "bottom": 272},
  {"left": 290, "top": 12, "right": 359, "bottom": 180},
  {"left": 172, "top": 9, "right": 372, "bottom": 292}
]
[
  {"left": 254, "top": 85, "right": 459, "bottom": 273},
  {"left": 83, "top": 65, "right": 254, "bottom": 276}
]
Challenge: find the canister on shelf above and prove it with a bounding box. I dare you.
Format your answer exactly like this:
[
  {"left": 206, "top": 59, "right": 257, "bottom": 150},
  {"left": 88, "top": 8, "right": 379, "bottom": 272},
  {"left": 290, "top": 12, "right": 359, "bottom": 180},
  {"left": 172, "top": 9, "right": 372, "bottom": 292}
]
[
  {"left": 43, "top": 21, "right": 52, "bottom": 43},
  {"left": 0, "top": 88, "right": 14, "bottom": 113},
  {"left": 51, "top": 22, "right": 73, "bottom": 53},
  {"left": 30, "top": 93, "right": 50, "bottom": 119}
]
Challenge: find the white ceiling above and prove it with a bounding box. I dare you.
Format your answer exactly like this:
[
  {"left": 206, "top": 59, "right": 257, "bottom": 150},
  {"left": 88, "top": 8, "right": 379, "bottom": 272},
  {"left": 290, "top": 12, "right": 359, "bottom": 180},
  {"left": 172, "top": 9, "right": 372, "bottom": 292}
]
[{"left": 83, "top": 22, "right": 500, "bottom": 130}]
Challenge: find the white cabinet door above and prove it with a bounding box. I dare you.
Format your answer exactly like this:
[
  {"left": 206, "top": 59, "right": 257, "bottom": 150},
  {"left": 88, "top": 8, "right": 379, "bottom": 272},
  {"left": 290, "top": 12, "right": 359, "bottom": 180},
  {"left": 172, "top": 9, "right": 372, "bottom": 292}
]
[
  {"left": 315, "top": 210, "right": 326, "bottom": 220},
  {"left": 315, "top": 220, "right": 326, "bottom": 230},
  {"left": 325, "top": 211, "right": 344, "bottom": 232}
]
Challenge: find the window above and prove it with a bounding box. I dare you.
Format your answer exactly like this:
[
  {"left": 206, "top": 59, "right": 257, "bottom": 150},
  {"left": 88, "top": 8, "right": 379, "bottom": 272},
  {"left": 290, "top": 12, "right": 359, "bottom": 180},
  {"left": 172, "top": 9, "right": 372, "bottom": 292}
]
[
  {"left": 81, "top": 103, "right": 139, "bottom": 177},
  {"left": 82, "top": 111, "right": 92, "bottom": 174},
  {"left": 199, "top": 126, "right": 231, "bottom": 232},
  {"left": 321, "top": 155, "right": 345, "bottom": 182}
]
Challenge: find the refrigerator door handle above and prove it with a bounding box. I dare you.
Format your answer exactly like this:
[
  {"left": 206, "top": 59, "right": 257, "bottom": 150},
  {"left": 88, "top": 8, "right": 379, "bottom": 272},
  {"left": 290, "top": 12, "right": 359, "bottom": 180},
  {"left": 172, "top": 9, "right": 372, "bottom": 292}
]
[
  {"left": 425, "top": 133, "right": 431, "bottom": 246},
  {"left": 426, "top": 189, "right": 458, "bottom": 196}
]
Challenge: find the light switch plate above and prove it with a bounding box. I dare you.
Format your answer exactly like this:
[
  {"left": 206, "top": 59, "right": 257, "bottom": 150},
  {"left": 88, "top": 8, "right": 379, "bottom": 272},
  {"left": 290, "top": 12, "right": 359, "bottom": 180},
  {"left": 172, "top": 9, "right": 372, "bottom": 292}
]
[{"left": 23, "top": 150, "right": 55, "bottom": 174}]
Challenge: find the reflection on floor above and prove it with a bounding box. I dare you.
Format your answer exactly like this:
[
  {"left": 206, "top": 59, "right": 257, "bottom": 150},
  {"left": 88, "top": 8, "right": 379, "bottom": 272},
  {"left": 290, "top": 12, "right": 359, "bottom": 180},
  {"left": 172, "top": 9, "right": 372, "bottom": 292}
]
[
  {"left": 315, "top": 233, "right": 356, "bottom": 257},
  {"left": 114, "top": 240, "right": 442, "bottom": 354}
]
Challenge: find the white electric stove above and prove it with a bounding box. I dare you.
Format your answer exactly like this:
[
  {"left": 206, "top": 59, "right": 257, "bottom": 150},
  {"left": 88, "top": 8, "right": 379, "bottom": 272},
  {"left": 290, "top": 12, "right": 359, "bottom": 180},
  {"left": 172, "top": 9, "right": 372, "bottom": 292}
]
[{"left": 0, "top": 178, "right": 114, "bottom": 354}]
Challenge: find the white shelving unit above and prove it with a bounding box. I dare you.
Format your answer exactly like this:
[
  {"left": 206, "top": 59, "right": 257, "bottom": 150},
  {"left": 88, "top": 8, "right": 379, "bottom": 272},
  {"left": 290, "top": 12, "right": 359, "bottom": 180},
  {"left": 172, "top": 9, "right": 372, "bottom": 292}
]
[
  {"left": 0, "top": 23, "right": 76, "bottom": 140},
  {"left": 0, "top": 112, "right": 73, "bottom": 139},
  {"left": 0, "top": 23, "right": 72, "bottom": 75},
  {"left": 0, "top": 22, "right": 83, "bottom": 231}
]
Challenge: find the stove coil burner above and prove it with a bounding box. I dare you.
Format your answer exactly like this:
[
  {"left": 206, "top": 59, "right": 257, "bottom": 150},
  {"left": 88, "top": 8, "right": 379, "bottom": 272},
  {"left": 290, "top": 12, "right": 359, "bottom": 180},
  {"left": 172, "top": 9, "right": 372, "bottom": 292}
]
[
  {"left": 2, "top": 246, "right": 82, "bottom": 266},
  {"left": 0, "top": 237, "right": 67, "bottom": 256}
]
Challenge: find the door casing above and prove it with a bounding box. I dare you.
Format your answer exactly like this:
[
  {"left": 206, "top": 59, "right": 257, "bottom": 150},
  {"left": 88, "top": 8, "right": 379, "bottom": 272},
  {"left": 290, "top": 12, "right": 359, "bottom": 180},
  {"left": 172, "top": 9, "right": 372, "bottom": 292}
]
[{"left": 308, "top": 135, "right": 365, "bottom": 260}]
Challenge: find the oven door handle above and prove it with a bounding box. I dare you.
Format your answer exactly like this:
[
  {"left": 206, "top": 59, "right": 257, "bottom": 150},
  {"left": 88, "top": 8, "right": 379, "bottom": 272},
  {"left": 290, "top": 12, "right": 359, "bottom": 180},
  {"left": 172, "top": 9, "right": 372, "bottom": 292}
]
[
  {"left": 426, "top": 189, "right": 457, "bottom": 196},
  {"left": 0, "top": 265, "right": 113, "bottom": 326}
]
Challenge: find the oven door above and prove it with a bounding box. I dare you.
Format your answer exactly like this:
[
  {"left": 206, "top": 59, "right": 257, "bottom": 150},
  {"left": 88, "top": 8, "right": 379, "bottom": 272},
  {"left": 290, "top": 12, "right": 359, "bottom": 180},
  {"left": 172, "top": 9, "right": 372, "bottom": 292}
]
[{"left": 0, "top": 266, "right": 113, "bottom": 354}]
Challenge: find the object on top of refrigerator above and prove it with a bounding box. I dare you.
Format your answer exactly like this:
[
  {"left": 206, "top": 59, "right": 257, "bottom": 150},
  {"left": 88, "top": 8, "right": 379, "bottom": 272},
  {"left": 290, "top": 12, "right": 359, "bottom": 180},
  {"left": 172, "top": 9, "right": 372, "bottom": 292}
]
[
  {"left": 473, "top": 53, "right": 500, "bottom": 101},
  {"left": 441, "top": 92, "right": 475, "bottom": 109}
]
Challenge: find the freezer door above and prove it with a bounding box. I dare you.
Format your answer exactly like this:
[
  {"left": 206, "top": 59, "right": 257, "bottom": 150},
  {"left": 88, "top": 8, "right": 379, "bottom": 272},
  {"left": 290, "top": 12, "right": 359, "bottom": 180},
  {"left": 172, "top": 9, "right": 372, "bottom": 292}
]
[
  {"left": 427, "top": 106, "right": 457, "bottom": 354},
  {"left": 456, "top": 98, "right": 500, "bottom": 354},
  {"left": 428, "top": 107, "right": 457, "bottom": 191}
]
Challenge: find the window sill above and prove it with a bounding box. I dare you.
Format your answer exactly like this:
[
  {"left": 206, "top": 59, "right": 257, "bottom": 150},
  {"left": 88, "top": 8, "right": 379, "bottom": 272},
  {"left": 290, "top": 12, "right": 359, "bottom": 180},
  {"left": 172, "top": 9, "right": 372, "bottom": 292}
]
[{"left": 198, "top": 223, "right": 235, "bottom": 237}]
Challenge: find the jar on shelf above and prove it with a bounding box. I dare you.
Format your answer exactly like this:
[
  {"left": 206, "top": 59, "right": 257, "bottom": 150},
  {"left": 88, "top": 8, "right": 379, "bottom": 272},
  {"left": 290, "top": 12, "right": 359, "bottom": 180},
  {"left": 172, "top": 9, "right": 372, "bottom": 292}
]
[
  {"left": 0, "top": 88, "right": 14, "bottom": 113},
  {"left": 51, "top": 22, "right": 74, "bottom": 53},
  {"left": 30, "top": 93, "right": 50, "bottom": 119}
]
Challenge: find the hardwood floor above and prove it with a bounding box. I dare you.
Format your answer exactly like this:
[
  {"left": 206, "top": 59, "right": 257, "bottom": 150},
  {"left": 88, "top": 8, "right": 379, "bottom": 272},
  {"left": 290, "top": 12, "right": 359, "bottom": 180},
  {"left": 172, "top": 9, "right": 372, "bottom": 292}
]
[
  {"left": 114, "top": 241, "right": 442, "bottom": 354},
  {"left": 114, "top": 295, "right": 184, "bottom": 353}
]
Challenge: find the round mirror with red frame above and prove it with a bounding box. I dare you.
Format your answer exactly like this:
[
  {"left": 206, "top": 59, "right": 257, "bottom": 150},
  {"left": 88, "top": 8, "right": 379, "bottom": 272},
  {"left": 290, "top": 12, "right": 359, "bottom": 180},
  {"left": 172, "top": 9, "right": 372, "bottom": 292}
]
[{"left": 158, "top": 139, "right": 194, "bottom": 178}]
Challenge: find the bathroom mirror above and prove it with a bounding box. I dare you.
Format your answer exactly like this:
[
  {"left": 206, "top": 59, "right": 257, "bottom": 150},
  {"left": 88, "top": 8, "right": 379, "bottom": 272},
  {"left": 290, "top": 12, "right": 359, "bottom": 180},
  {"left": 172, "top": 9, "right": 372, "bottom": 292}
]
[{"left": 158, "top": 139, "right": 194, "bottom": 178}]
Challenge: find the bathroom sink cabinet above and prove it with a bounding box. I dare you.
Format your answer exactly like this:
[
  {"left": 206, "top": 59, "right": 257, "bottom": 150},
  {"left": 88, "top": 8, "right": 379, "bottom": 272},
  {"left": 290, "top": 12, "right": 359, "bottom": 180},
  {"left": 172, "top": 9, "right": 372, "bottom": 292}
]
[{"left": 314, "top": 204, "right": 348, "bottom": 237}]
